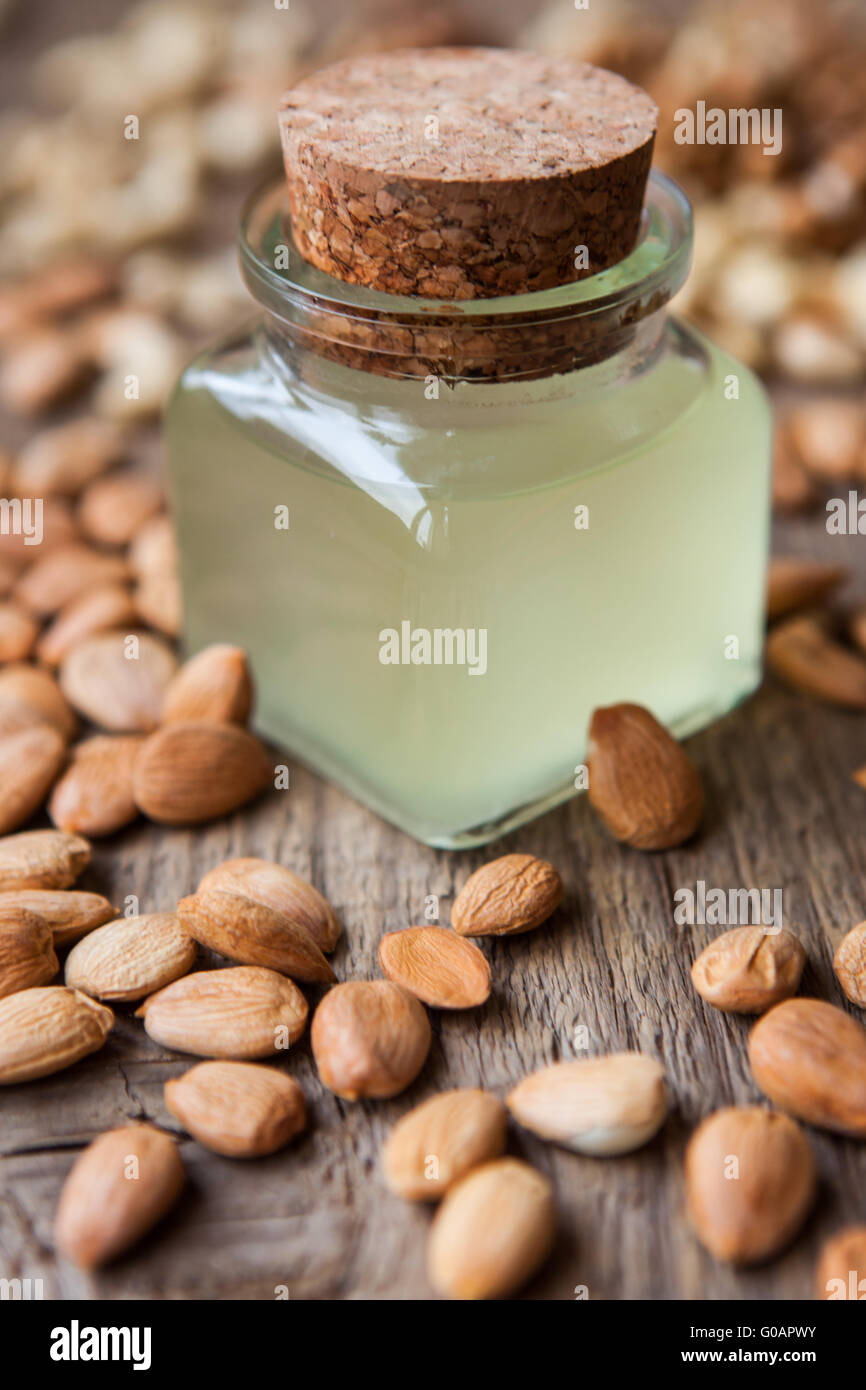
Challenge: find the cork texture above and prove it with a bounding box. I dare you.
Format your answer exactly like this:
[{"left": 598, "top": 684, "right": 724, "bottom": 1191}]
[{"left": 279, "top": 47, "right": 658, "bottom": 300}]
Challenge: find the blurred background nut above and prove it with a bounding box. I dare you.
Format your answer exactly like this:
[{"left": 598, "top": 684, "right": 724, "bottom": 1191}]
[
  {"left": 690, "top": 927, "right": 806, "bottom": 1014},
  {"left": 833, "top": 921, "right": 866, "bottom": 1008}
]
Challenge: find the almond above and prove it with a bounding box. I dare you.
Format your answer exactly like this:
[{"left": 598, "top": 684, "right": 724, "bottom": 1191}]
[
  {"left": 78, "top": 473, "right": 163, "bottom": 548},
  {"left": 0, "top": 664, "right": 78, "bottom": 742},
  {"left": 691, "top": 927, "right": 806, "bottom": 1014},
  {"left": 36, "top": 585, "right": 138, "bottom": 668},
  {"left": 15, "top": 542, "right": 129, "bottom": 616},
  {"left": 788, "top": 398, "right": 866, "bottom": 481},
  {"left": 427, "top": 1158, "right": 555, "bottom": 1300},
  {"left": 0, "top": 908, "right": 58, "bottom": 999},
  {"left": 587, "top": 703, "right": 703, "bottom": 850},
  {"left": 451, "top": 854, "right": 562, "bottom": 938},
  {"left": 378, "top": 927, "right": 490, "bottom": 1009},
  {"left": 0, "top": 601, "right": 38, "bottom": 661},
  {"left": 54, "top": 1124, "right": 184, "bottom": 1270},
  {"left": 815, "top": 1226, "right": 866, "bottom": 1300},
  {"left": 766, "top": 615, "right": 866, "bottom": 708},
  {"left": 766, "top": 557, "right": 847, "bottom": 621},
  {"left": 0, "top": 725, "right": 67, "bottom": 834},
  {"left": 0, "top": 325, "right": 91, "bottom": 416},
  {"left": 178, "top": 889, "right": 334, "bottom": 984},
  {"left": 14, "top": 417, "right": 126, "bottom": 496},
  {"left": 771, "top": 424, "right": 815, "bottom": 513},
  {"left": 0, "top": 985, "right": 113, "bottom": 1083},
  {"left": 0, "top": 829, "right": 91, "bottom": 891},
  {"left": 134, "top": 571, "right": 182, "bottom": 637},
  {"left": 849, "top": 605, "right": 866, "bottom": 658},
  {"left": 0, "top": 497, "right": 76, "bottom": 569},
  {"left": 129, "top": 514, "right": 177, "bottom": 579},
  {"left": 685, "top": 1106, "right": 816, "bottom": 1264},
  {"left": 60, "top": 629, "right": 177, "bottom": 732},
  {"left": 137, "top": 966, "right": 308, "bottom": 1059},
  {"left": 834, "top": 921, "right": 866, "bottom": 1008},
  {"left": 161, "top": 645, "right": 253, "bottom": 726},
  {"left": 48, "top": 734, "right": 144, "bottom": 837},
  {"left": 133, "top": 722, "right": 271, "bottom": 825},
  {"left": 197, "top": 858, "right": 340, "bottom": 954},
  {"left": 311, "top": 980, "right": 431, "bottom": 1100},
  {"left": 65, "top": 913, "right": 196, "bottom": 1003},
  {"left": 507, "top": 1053, "right": 669, "bottom": 1156},
  {"left": 0, "top": 259, "right": 116, "bottom": 341},
  {"left": 165, "top": 1060, "right": 306, "bottom": 1157},
  {"left": 749, "top": 998, "right": 866, "bottom": 1137},
  {"left": 383, "top": 1089, "right": 507, "bottom": 1200},
  {"left": 0, "top": 889, "right": 115, "bottom": 947}
]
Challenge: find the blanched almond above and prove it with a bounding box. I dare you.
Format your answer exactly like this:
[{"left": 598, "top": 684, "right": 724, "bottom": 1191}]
[
  {"left": 833, "top": 921, "right": 866, "bottom": 1008},
  {"left": 78, "top": 473, "right": 163, "bottom": 548},
  {"left": 161, "top": 644, "right": 253, "bottom": 726},
  {"left": 312, "top": 980, "right": 431, "bottom": 1100},
  {"left": 0, "top": 724, "right": 67, "bottom": 834},
  {"left": 384, "top": 1089, "right": 507, "bottom": 1200},
  {"left": 507, "top": 1053, "right": 669, "bottom": 1156},
  {"left": 137, "top": 966, "right": 308, "bottom": 1059},
  {"left": 815, "top": 1226, "right": 866, "bottom": 1300},
  {"left": 766, "top": 557, "right": 847, "bottom": 621},
  {"left": 60, "top": 629, "right": 177, "bottom": 732},
  {"left": 48, "top": 735, "right": 144, "bottom": 837},
  {"left": 14, "top": 417, "right": 126, "bottom": 496},
  {"left": 749, "top": 998, "right": 866, "bottom": 1137},
  {"left": 0, "top": 664, "right": 78, "bottom": 741},
  {"left": 55, "top": 1124, "right": 184, "bottom": 1270},
  {"left": 165, "top": 1061, "right": 306, "bottom": 1157},
  {"left": 427, "top": 1158, "right": 555, "bottom": 1300},
  {"left": 691, "top": 927, "right": 806, "bottom": 1014},
  {"left": 685, "top": 1107, "right": 816, "bottom": 1264},
  {"left": 0, "top": 985, "right": 113, "bottom": 1083},
  {"left": 36, "top": 584, "right": 138, "bottom": 668},
  {"left": 15, "top": 542, "right": 129, "bottom": 616},
  {"left": 0, "top": 829, "right": 91, "bottom": 891},
  {"left": 197, "top": 858, "right": 340, "bottom": 954},
  {"left": 133, "top": 722, "right": 271, "bottom": 825},
  {"left": 65, "top": 913, "right": 195, "bottom": 1002},
  {"left": 0, "top": 908, "right": 58, "bottom": 999},
  {"left": 766, "top": 615, "right": 866, "bottom": 708},
  {"left": 378, "top": 927, "right": 490, "bottom": 1009},
  {"left": 178, "top": 889, "right": 334, "bottom": 984},
  {"left": 0, "top": 601, "right": 38, "bottom": 661},
  {"left": 587, "top": 703, "right": 703, "bottom": 850},
  {"left": 452, "top": 854, "right": 562, "bottom": 937},
  {"left": 0, "top": 889, "right": 115, "bottom": 947}
]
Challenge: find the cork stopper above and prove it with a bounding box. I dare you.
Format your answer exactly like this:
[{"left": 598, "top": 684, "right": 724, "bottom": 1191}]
[{"left": 278, "top": 47, "right": 658, "bottom": 301}]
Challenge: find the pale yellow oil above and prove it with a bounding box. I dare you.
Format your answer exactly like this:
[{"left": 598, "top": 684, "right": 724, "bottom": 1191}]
[{"left": 166, "top": 319, "right": 771, "bottom": 846}]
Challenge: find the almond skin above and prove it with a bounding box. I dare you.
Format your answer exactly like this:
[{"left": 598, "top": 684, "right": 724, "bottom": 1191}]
[
  {"left": 451, "top": 854, "right": 562, "bottom": 938},
  {"left": 766, "top": 615, "right": 866, "bottom": 708},
  {"left": 0, "top": 908, "right": 58, "bottom": 999},
  {"left": 161, "top": 644, "right": 253, "bottom": 726},
  {"left": 0, "top": 829, "right": 91, "bottom": 891},
  {"left": 311, "top": 980, "right": 431, "bottom": 1100},
  {"left": 587, "top": 703, "right": 703, "bottom": 850},
  {"left": 815, "top": 1226, "right": 866, "bottom": 1300},
  {"left": 0, "top": 888, "right": 115, "bottom": 947},
  {"left": 0, "top": 985, "right": 113, "bottom": 1083},
  {"left": 136, "top": 966, "right": 308, "bottom": 1059},
  {"left": 378, "top": 927, "right": 490, "bottom": 1009},
  {"left": 685, "top": 1107, "right": 816, "bottom": 1265},
  {"left": 766, "top": 557, "right": 847, "bottom": 621},
  {"left": 507, "top": 1053, "right": 669, "bottom": 1156},
  {"left": 427, "top": 1158, "right": 555, "bottom": 1300},
  {"left": 36, "top": 584, "right": 138, "bottom": 668},
  {"left": 197, "top": 858, "right": 340, "bottom": 954},
  {"left": 48, "top": 734, "right": 144, "bottom": 837},
  {"left": 384, "top": 1089, "right": 507, "bottom": 1200},
  {"left": 54, "top": 1124, "right": 184, "bottom": 1270},
  {"left": 833, "top": 921, "right": 866, "bottom": 1008},
  {"left": 691, "top": 927, "right": 806, "bottom": 1015},
  {"left": 0, "top": 725, "right": 67, "bottom": 834},
  {"left": 165, "top": 1061, "right": 306, "bottom": 1157},
  {"left": 0, "top": 663, "right": 78, "bottom": 742},
  {"left": 60, "top": 629, "right": 177, "bottom": 732},
  {"left": 132, "top": 722, "right": 271, "bottom": 825},
  {"left": 748, "top": 998, "right": 866, "bottom": 1137},
  {"left": 0, "top": 600, "right": 38, "bottom": 661},
  {"left": 65, "top": 913, "right": 196, "bottom": 1002},
  {"left": 178, "top": 889, "right": 334, "bottom": 984}
]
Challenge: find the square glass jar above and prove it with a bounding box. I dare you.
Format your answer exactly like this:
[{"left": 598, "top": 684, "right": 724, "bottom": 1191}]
[{"left": 166, "top": 172, "right": 771, "bottom": 848}]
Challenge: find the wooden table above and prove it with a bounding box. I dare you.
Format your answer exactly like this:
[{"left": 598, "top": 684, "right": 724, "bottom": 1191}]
[{"left": 2, "top": 0, "right": 866, "bottom": 1306}]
